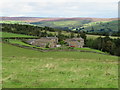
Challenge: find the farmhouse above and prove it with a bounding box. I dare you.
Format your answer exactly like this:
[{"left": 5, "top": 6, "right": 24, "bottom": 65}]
[
  {"left": 27, "top": 37, "right": 58, "bottom": 48},
  {"left": 65, "top": 37, "right": 84, "bottom": 48}
]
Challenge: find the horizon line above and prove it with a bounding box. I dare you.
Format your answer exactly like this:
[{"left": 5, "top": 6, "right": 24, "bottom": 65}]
[{"left": 0, "top": 16, "right": 118, "bottom": 19}]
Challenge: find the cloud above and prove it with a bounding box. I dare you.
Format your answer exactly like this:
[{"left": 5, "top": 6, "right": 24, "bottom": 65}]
[
  {"left": 0, "top": 0, "right": 119, "bottom": 18},
  {"left": 1, "top": 0, "right": 119, "bottom": 2}
]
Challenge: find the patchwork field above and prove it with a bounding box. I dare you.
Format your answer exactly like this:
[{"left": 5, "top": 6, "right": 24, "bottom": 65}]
[{"left": 2, "top": 43, "right": 118, "bottom": 88}]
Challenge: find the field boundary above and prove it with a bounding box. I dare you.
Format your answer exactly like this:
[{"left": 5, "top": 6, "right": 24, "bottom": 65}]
[
  {"left": 2, "top": 42, "right": 110, "bottom": 56},
  {"left": 1, "top": 37, "right": 39, "bottom": 39}
]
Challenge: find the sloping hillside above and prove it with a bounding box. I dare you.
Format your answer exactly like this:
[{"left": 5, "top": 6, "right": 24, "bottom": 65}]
[
  {"left": 76, "top": 20, "right": 118, "bottom": 33},
  {"left": 30, "top": 19, "right": 92, "bottom": 28},
  {"left": 31, "top": 20, "right": 118, "bottom": 33}
]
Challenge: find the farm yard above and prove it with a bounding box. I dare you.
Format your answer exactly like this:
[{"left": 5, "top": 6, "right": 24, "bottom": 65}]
[{"left": 2, "top": 43, "right": 118, "bottom": 88}]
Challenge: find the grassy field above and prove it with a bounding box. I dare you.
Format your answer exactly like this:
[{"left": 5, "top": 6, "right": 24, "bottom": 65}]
[
  {"left": 74, "top": 48, "right": 105, "bottom": 53},
  {"left": 87, "top": 34, "right": 120, "bottom": 39},
  {"left": 31, "top": 20, "right": 90, "bottom": 28},
  {"left": 8, "top": 39, "right": 46, "bottom": 49},
  {"left": 2, "top": 43, "right": 118, "bottom": 88},
  {"left": 8, "top": 39, "right": 33, "bottom": 47},
  {"left": 0, "top": 21, "right": 26, "bottom": 24},
  {"left": 0, "top": 32, "right": 36, "bottom": 38}
]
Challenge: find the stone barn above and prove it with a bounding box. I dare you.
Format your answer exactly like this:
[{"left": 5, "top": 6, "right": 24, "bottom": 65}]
[
  {"left": 65, "top": 37, "right": 84, "bottom": 48},
  {"left": 27, "top": 37, "right": 58, "bottom": 48}
]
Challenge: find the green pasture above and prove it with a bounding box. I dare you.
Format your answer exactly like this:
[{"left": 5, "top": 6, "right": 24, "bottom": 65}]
[
  {"left": 2, "top": 43, "right": 118, "bottom": 88},
  {"left": 0, "top": 21, "right": 37, "bottom": 27},
  {"left": 0, "top": 21, "right": 26, "bottom": 24},
  {"left": 7, "top": 39, "right": 46, "bottom": 49},
  {"left": 8, "top": 39, "right": 33, "bottom": 47},
  {"left": 0, "top": 32, "right": 36, "bottom": 38},
  {"left": 74, "top": 47, "right": 105, "bottom": 53},
  {"left": 87, "top": 34, "right": 119, "bottom": 39},
  {"left": 31, "top": 20, "right": 88, "bottom": 27}
]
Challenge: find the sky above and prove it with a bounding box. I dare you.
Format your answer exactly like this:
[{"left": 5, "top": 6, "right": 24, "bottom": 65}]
[{"left": 0, "top": 0, "right": 119, "bottom": 18}]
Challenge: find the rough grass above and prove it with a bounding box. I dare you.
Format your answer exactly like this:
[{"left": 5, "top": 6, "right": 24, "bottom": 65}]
[{"left": 2, "top": 43, "right": 118, "bottom": 88}]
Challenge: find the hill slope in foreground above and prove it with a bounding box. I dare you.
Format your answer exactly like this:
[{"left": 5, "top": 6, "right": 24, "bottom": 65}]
[{"left": 2, "top": 43, "right": 118, "bottom": 88}]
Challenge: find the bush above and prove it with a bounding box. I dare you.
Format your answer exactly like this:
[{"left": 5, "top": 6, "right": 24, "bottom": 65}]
[
  {"left": 68, "top": 46, "right": 75, "bottom": 49},
  {"left": 45, "top": 43, "right": 49, "bottom": 48}
]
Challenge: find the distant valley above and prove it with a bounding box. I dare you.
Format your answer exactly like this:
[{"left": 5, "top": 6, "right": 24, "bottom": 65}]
[{"left": 0, "top": 17, "right": 119, "bottom": 35}]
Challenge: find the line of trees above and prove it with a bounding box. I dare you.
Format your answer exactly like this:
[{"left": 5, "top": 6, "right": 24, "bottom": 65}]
[
  {"left": 86, "top": 36, "right": 120, "bottom": 56},
  {"left": 1, "top": 23, "right": 57, "bottom": 37},
  {"left": 1, "top": 23, "right": 71, "bottom": 41}
]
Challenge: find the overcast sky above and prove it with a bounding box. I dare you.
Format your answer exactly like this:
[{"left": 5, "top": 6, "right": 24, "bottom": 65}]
[{"left": 0, "top": 0, "right": 119, "bottom": 18}]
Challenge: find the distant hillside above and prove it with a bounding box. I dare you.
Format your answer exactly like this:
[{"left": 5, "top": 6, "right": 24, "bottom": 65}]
[
  {"left": 0, "top": 17, "right": 117, "bottom": 22},
  {"left": 75, "top": 20, "right": 118, "bottom": 33},
  {"left": 31, "top": 19, "right": 92, "bottom": 28},
  {"left": 0, "top": 17, "right": 118, "bottom": 35},
  {"left": 1, "top": 17, "right": 46, "bottom": 22},
  {"left": 31, "top": 19, "right": 118, "bottom": 34}
]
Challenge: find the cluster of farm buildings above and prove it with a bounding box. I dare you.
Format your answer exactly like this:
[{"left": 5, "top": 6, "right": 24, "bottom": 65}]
[{"left": 27, "top": 37, "right": 84, "bottom": 48}]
